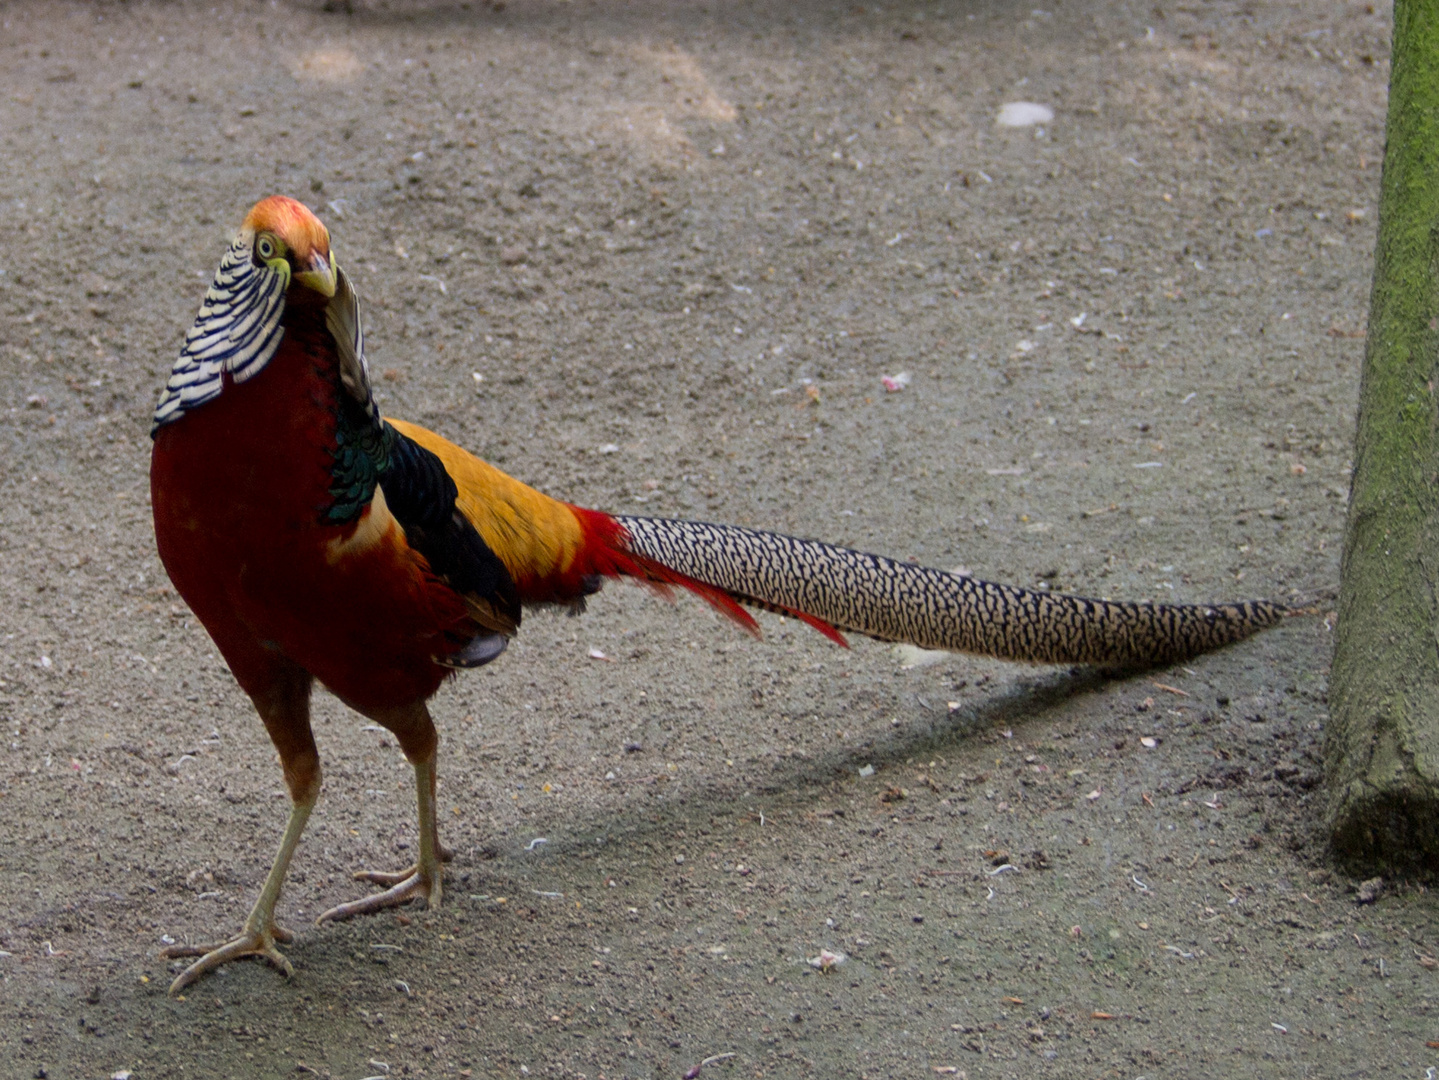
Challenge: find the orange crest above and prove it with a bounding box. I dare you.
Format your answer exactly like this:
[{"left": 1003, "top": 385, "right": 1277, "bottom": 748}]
[{"left": 242, "top": 195, "right": 331, "bottom": 263}]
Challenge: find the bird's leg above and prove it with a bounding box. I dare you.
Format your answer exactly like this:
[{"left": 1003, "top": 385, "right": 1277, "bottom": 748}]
[
  {"left": 318, "top": 702, "right": 445, "bottom": 923},
  {"left": 348, "top": 755, "right": 453, "bottom": 885},
  {"left": 317, "top": 758, "right": 442, "bottom": 921},
  {"left": 162, "top": 794, "right": 314, "bottom": 992},
  {"left": 163, "top": 664, "right": 318, "bottom": 994}
]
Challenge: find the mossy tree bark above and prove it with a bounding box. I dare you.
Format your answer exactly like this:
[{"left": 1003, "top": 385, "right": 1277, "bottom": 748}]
[{"left": 1328, "top": 0, "right": 1439, "bottom": 871}]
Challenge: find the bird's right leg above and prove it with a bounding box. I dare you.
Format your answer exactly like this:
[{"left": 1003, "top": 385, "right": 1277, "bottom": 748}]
[{"left": 163, "top": 660, "right": 318, "bottom": 994}]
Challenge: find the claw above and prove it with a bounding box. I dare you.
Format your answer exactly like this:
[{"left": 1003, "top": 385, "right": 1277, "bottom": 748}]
[{"left": 162, "top": 924, "right": 295, "bottom": 994}]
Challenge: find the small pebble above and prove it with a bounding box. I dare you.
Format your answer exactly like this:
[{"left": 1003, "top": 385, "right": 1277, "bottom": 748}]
[
  {"left": 1355, "top": 876, "right": 1384, "bottom": 904},
  {"left": 996, "top": 102, "right": 1053, "bottom": 127}
]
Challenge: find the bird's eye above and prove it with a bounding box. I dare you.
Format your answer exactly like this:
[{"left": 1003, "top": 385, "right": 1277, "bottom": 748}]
[{"left": 256, "top": 236, "right": 277, "bottom": 260}]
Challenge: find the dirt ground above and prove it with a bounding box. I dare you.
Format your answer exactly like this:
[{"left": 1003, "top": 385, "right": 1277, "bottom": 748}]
[{"left": 0, "top": 0, "right": 1423, "bottom": 1076}]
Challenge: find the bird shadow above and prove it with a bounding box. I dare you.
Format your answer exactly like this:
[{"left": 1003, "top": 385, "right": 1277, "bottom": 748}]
[{"left": 496, "top": 661, "right": 1123, "bottom": 862}]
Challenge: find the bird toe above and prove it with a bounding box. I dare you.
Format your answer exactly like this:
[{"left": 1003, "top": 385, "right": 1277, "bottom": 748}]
[{"left": 316, "top": 869, "right": 439, "bottom": 925}]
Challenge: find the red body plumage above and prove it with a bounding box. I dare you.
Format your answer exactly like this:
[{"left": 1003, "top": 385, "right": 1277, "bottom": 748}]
[{"left": 151, "top": 297, "right": 470, "bottom": 713}]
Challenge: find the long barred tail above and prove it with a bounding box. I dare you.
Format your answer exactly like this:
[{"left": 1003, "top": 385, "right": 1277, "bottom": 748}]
[{"left": 613, "top": 516, "right": 1284, "bottom": 667}]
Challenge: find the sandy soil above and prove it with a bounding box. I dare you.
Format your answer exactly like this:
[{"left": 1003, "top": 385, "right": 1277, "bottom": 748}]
[{"left": 0, "top": 0, "right": 1423, "bottom": 1077}]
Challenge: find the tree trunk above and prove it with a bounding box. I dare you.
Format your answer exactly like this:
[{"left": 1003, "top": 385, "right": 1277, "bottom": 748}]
[{"left": 1328, "top": 0, "right": 1439, "bottom": 871}]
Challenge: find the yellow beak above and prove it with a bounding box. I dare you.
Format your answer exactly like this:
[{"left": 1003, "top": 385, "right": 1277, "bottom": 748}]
[{"left": 294, "top": 250, "right": 337, "bottom": 298}]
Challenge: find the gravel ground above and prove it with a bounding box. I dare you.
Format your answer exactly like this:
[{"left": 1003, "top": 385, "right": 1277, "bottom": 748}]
[{"left": 0, "top": 1, "right": 1428, "bottom": 1078}]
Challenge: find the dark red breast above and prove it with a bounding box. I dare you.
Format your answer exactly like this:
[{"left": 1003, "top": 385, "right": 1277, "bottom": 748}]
[{"left": 150, "top": 304, "right": 470, "bottom": 712}]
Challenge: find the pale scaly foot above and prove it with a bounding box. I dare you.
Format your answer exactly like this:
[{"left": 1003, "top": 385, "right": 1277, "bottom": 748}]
[
  {"left": 348, "top": 841, "right": 453, "bottom": 888},
  {"left": 317, "top": 868, "right": 438, "bottom": 923},
  {"left": 162, "top": 792, "right": 315, "bottom": 994},
  {"left": 162, "top": 922, "right": 296, "bottom": 994},
  {"left": 316, "top": 842, "right": 452, "bottom": 922},
  {"left": 317, "top": 758, "right": 446, "bottom": 924}
]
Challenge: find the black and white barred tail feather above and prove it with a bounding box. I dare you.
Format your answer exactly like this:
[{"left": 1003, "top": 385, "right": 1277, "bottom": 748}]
[{"left": 614, "top": 516, "right": 1283, "bottom": 667}]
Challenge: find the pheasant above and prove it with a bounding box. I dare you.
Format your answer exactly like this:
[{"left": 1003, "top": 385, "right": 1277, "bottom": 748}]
[{"left": 149, "top": 196, "right": 1283, "bottom": 992}]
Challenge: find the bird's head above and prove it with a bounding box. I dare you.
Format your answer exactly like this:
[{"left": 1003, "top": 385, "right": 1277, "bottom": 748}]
[
  {"left": 240, "top": 195, "right": 336, "bottom": 300},
  {"left": 152, "top": 194, "right": 368, "bottom": 433}
]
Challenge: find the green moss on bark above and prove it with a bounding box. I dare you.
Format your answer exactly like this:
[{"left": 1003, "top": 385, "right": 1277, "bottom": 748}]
[{"left": 1328, "top": 0, "right": 1439, "bottom": 871}]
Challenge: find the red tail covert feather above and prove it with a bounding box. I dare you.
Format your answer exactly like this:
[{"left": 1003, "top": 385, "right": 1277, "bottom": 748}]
[
  {"left": 775, "top": 606, "right": 850, "bottom": 648},
  {"left": 566, "top": 506, "right": 848, "bottom": 641}
]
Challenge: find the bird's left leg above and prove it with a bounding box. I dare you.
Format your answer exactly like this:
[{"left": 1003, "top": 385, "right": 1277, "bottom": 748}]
[{"left": 317, "top": 701, "right": 447, "bottom": 923}]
